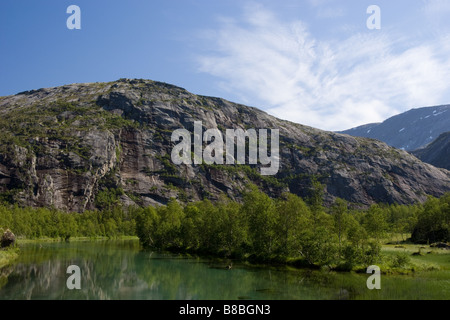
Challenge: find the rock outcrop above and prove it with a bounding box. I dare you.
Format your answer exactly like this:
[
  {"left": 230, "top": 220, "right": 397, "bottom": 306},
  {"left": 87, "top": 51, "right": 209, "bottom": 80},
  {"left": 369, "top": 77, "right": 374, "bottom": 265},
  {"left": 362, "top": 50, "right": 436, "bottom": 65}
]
[
  {"left": 1, "top": 229, "right": 15, "bottom": 248},
  {"left": 0, "top": 78, "right": 449, "bottom": 212}
]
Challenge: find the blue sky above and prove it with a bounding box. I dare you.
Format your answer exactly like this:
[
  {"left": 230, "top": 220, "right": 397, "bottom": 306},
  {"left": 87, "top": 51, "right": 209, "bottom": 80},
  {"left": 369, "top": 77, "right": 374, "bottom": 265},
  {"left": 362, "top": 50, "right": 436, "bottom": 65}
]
[{"left": 1, "top": 1, "right": 450, "bottom": 131}]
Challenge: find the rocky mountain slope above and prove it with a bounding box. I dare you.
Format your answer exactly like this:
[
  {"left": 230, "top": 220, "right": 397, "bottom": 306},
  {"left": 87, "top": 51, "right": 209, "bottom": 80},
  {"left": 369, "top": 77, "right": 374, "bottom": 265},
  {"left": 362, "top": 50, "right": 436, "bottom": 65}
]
[
  {"left": 340, "top": 105, "right": 450, "bottom": 151},
  {"left": 0, "top": 79, "right": 448, "bottom": 212},
  {"left": 412, "top": 132, "right": 450, "bottom": 170}
]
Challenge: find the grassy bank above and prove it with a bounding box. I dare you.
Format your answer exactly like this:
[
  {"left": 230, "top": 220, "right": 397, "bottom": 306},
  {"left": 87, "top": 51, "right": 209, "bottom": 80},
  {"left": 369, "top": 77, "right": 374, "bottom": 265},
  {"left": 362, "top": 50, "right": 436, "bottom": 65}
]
[
  {"left": 0, "top": 247, "right": 19, "bottom": 269},
  {"left": 380, "top": 243, "right": 450, "bottom": 274},
  {"left": 139, "top": 240, "right": 450, "bottom": 275},
  {"left": 16, "top": 235, "right": 138, "bottom": 244}
]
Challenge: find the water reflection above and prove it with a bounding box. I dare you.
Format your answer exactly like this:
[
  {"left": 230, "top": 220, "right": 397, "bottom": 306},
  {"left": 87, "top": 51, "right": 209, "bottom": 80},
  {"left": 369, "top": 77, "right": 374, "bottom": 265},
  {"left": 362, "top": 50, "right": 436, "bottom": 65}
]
[{"left": 0, "top": 240, "right": 448, "bottom": 300}]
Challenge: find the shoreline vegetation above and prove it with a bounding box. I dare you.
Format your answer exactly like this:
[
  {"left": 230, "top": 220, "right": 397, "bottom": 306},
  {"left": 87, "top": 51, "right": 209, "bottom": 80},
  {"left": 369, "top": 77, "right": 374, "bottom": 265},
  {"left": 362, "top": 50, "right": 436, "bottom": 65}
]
[
  {"left": 0, "top": 247, "right": 19, "bottom": 269},
  {"left": 0, "top": 186, "right": 448, "bottom": 274}
]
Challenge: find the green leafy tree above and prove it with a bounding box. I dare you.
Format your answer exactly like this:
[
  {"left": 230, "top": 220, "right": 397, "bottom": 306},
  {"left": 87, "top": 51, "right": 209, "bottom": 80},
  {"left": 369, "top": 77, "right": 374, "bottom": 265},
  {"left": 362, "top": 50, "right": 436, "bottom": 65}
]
[
  {"left": 135, "top": 206, "right": 159, "bottom": 247},
  {"left": 387, "top": 203, "right": 419, "bottom": 242},
  {"left": 194, "top": 199, "right": 222, "bottom": 253},
  {"left": 330, "top": 198, "right": 350, "bottom": 255},
  {"left": 181, "top": 204, "right": 202, "bottom": 250},
  {"left": 412, "top": 194, "right": 449, "bottom": 243},
  {"left": 217, "top": 200, "right": 246, "bottom": 257},
  {"left": 241, "top": 185, "right": 277, "bottom": 259},
  {"left": 307, "top": 177, "right": 325, "bottom": 224},
  {"left": 275, "top": 193, "right": 312, "bottom": 257},
  {"left": 363, "top": 204, "right": 388, "bottom": 241},
  {"left": 298, "top": 226, "right": 339, "bottom": 266},
  {"left": 154, "top": 198, "right": 185, "bottom": 249}
]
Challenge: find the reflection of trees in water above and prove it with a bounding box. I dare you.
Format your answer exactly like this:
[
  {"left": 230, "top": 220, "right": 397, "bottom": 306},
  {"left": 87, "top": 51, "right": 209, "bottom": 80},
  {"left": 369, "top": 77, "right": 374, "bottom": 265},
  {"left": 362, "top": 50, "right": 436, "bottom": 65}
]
[
  {"left": 0, "top": 240, "right": 148, "bottom": 300},
  {"left": 0, "top": 265, "right": 14, "bottom": 290},
  {"left": 132, "top": 253, "right": 364, "bottom": 300},
  {"left": 1, "top": 240, "right": 374, "bottom": 300},
  {"left": 4, "top": 260, "right": 67, "bottom": 299}
]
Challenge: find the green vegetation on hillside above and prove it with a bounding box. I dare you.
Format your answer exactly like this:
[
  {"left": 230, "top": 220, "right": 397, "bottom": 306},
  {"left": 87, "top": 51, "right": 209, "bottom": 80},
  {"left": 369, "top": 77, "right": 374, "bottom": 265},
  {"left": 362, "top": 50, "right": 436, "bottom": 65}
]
[{"left": 0, "top": 100, "right": 138, "bottom": 156}]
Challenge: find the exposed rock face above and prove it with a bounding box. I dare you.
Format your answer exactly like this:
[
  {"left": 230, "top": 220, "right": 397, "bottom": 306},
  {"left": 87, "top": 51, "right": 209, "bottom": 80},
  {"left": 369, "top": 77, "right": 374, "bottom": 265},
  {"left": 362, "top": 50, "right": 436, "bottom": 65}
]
[
  {"left": 0, "top": 78, "right": 449, "bottom": 212},
  {"left": 1, "top": 229, "right": 15, "bottom": 248},
  {"left": 412, "top": 132, "right": 450, "bottom": 170}
]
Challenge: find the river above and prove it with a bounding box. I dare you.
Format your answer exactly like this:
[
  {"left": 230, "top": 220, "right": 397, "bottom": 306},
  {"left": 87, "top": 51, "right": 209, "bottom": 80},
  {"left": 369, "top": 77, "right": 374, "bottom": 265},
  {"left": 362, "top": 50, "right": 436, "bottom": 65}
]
[{"left": 0, "top": 240, "right": 448, "bottom": 300}]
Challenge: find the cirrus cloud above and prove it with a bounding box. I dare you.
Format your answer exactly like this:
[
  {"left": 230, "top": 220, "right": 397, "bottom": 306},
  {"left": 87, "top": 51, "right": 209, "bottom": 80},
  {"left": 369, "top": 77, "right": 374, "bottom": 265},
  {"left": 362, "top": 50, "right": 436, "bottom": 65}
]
[{"left": 197, "top": 4, "right": 450, "bottom": 131}]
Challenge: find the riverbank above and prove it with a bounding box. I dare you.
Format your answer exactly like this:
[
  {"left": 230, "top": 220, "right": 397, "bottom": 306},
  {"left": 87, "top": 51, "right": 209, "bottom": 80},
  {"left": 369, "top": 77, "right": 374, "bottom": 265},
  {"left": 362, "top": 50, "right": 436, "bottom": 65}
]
[
  {"left": 0, "top": 247, "right": 19, "bottom": 269},
  {"left": 140, "top": 242, "right": 450, "bottom": 276},
  {"left": 379, "top": 243, "right": 450, "bottom": 273},
  {"left": 16, "top": 235, "right": 138, "bottom": 244}
]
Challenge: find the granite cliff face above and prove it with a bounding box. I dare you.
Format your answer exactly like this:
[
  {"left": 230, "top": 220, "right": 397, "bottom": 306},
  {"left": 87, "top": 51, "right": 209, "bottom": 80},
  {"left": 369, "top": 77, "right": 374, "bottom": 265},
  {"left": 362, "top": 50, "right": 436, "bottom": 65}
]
[{"left": 0, "top": 79, "right": 448, "bottom": 212}]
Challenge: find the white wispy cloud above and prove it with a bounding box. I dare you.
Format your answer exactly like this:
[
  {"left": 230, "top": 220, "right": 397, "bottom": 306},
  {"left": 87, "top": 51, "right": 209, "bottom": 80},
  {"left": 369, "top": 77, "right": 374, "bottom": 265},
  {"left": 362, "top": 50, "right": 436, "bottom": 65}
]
[{"left": 197, "top": 4, "right": 450, "bottom": 131}]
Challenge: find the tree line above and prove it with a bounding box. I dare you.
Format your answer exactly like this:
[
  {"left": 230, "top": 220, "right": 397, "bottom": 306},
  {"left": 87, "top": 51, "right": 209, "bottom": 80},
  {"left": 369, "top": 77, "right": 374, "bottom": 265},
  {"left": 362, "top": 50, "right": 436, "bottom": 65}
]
[
  {"left": 135, "top": 186, "right": 448, "bottom": 269},
  {"left": 0, "top": 205, "right": 136, "bottom": 240},
  {"left": 0, "top": 187, "right": 448, "bottom": 269}
]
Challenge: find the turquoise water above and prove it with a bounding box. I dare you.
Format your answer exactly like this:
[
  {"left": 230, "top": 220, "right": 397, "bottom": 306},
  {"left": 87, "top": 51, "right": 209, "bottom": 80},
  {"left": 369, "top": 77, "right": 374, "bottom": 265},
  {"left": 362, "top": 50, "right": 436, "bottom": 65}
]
[{"left": 0, "top": 240, "right": 448, "bottom": 300}]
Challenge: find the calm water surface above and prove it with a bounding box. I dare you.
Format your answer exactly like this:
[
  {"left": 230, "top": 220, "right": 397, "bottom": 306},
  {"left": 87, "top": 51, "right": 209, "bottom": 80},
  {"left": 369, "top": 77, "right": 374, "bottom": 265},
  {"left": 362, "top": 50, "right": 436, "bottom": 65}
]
[{"left": 0, "top": 240, "right": 448, "bottom": 300}]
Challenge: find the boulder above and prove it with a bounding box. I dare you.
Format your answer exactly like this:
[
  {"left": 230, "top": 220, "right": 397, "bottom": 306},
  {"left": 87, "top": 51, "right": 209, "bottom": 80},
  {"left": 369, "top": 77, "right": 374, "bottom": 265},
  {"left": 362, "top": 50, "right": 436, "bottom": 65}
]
[{"left": 1, "top": 229, "right": 15, "bottom": 248}]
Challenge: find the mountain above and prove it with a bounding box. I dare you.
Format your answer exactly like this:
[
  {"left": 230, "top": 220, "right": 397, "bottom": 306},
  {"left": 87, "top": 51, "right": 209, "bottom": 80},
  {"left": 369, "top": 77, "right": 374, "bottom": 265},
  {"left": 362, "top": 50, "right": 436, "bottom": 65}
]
[
  {"left": 0, "top": 78, "right": 449, "bottom": 212},
  {"left": 339, "top": 105, "right": 450, "bottom": 151},
  {"left": 412, "top": 132, "right": 450, "bottom": 170}
]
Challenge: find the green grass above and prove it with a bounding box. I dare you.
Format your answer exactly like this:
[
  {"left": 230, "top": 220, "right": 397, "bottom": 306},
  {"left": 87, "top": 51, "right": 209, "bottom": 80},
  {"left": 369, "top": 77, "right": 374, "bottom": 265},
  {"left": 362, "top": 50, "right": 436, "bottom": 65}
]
[
  {"left": 381, "top": 243, "right": 450, "bottom": 273},
  {"left": 0, "top": 247, "right": 19, "bottom": 269}
]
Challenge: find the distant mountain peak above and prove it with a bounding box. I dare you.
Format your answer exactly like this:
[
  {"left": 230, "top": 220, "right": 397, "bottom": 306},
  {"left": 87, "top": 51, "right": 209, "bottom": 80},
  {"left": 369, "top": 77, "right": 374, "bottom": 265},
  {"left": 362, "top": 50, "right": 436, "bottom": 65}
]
[{"left": 340, "top": 105, "right": 450, "bottom": 151}]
